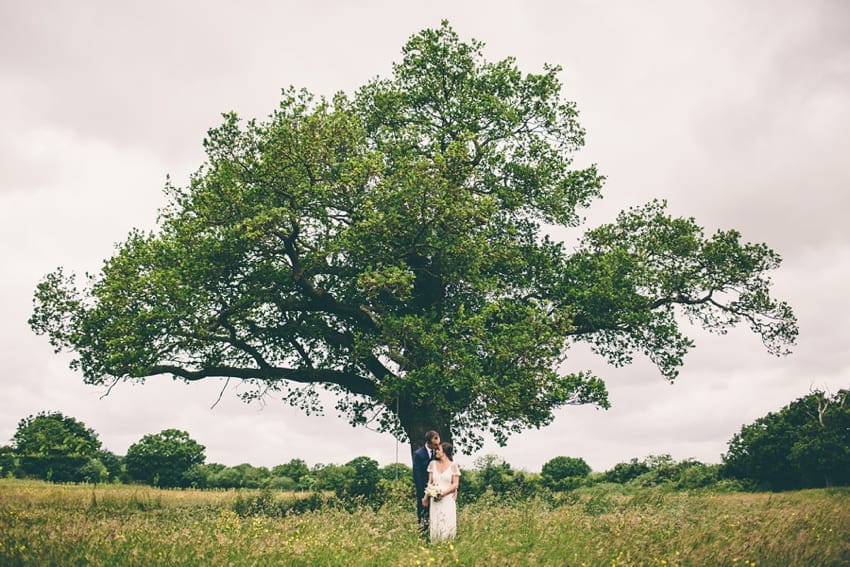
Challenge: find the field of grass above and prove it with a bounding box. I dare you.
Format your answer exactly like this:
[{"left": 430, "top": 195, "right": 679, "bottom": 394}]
[{"left": 1, "top": 479, "right": 848, "bottom": 566}]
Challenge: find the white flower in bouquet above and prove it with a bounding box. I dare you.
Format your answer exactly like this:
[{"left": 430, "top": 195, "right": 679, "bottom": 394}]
[{"left": 424, "top": 483, "right": 442, "bottom": 500}]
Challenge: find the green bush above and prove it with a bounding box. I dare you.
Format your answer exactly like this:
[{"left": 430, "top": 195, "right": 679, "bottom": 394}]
[
  {"left": 675, "top": 462, "right": 721, "bottom": 490},
  {"left": 78, "top": 458, "right": 109, "bottom": 484},
  {"left": 312, "top": 463, "right": 353, "bottom": 495},
  {"left": 722, "top": 390, "right": 850, "bottom": 490},
  {"left": 266, "top": 475, "right": 297, "bottom": 491},
  {"left": 232, "top": 489, "right": 330, "bottom": 517},
  {"left": 375, "top": 478, "right": 412, "bottom": 506},
  {"left": 12, "top": 412, "right": 103, "bottom": 483},
  {"left": 124, "top": 429, "right": 205, "bottom": 488},
  {"left": 344, "top": 456, "right": 380, "bottom": 500},
  {"left": 271, "top": 459, "right": 310, "bottom": 484},
  {"left": 603, "top": 458, "right": 650, "bottom": 484},
  {"left": 541, "top": 456, "right": 591, "bottom": 491},
  {"left": 0, "top": 446, "right": 15, "bottom": 478}
]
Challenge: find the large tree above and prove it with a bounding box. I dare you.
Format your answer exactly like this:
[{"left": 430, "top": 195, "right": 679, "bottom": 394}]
[
  {"left": 11, "top": 411, "right": 103, "bottom": 482},
  {"left": 30, "top": 23, "right": 796, "bottom": 454},
  {"left": 722, "top": 390, "right": 850, "bottom": 490},
  {"left": 124, "top": 429, "right": 206, "bottom": 488}
]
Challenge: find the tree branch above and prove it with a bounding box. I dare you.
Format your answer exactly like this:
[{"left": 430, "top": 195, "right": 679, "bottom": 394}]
[{"left": 146, "top": 364, "right": 380, "bottom": 398}]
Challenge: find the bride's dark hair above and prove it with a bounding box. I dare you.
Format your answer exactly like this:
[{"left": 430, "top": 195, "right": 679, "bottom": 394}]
[{"left": 441, "top": 442, "right": 454, "bottom": 461}]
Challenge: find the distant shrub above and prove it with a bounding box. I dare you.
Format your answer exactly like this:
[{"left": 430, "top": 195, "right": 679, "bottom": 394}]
[
  {"left": 375, "top": 478, "right": 412, "bottom": 506},
  {"left": 0, "top": 446, "right": 15, "bottom": 478},
  {"left": 675, "top": 462, "right": 721, "bottom": 490},
  {"left": 344, "top": 456, "right": 380, "bottom": 500},
  {"left": 541, "top": 456, "right": 591, "bottom": 491},
  {"left": 266, "top": 475, "right": 297, "bottom": 491},
  {"left": 722, "top": 390, "right": 850, "bottom": 490},
  {"left": 78, "top": 458, "right": 109, "bottom": 484},
  {"left": 232, "top": 489, "right": 330, "bottom": 517},
  {"left": 378, "top": 462, "right": 411, "bottom": 482},
  {"left": 603, "top": 458, "right": 651, "bottom": 484}
]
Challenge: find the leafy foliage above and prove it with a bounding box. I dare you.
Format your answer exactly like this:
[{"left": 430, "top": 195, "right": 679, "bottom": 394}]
[
  {"left": 310, "top": 463, "right": 353, "bottom": 495},
  {"left": 598, "top": 455, "right": 725, "bottom": 491},
  {"left": 30, "top": 22, "right": 797, "bottom": 452},
  {"left": 209, "top": 463, "right": 271, "bottom": 489},
  {"left": 124, "top": 429, "right": 206, "bottom": 488},
  {"left": 602, "top": 457, "right": 651, "bottom": 484},
  {"left": 232, "top": 489, "right": 330, "bottom": 517},
  {"left": 11, "top": 412, "right": 105, "bottom": 483},
  {"left": 272, "top": 458, "right": 310, "bottom": 484},
  {"left": 344, "top": 456, "right": 381, "bottom": 500},
  {"left": 461, "top": 454, "right": 543, "bottom": 500},
  {"left": 722, "top": 389, "right": 850, "bottom": 490},
  {"left": 378, "top": 461, "right": 411, "bottom": 482},
  {"left": 540, "top": 455, "right": 591, "bottom": 491},
  {"left": 0, "top": 446, "right": 15, "bottom": 478}
]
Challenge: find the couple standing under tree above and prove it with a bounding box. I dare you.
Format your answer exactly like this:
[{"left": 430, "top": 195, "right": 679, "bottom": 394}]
[{"left": 412, "top": 430, "right": 460, "bottom": 541}]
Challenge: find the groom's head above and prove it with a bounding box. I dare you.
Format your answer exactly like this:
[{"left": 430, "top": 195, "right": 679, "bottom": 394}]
[{"left": 424, "top": 430, "right": 440, "bottom": 449}]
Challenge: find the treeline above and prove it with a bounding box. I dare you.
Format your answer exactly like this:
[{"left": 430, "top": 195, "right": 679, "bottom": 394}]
[{"left": 2, "top": 389, "right": 847, "bottom": 495}]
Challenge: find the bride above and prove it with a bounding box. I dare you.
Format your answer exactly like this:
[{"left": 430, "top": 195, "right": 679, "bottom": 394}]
[{"left": 422, "top": 442, "right": 460, "bottom": 541}]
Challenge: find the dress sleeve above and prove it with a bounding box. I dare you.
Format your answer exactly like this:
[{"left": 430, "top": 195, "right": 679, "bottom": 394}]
[
  {"left": 451, "top": 463, "right": 460, "bottom": 476},
  {"left": 426, "top": 461, "right": 435, "bottom": 474}
]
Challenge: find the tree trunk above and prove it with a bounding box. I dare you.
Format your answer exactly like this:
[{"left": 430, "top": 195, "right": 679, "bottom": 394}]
[{"left": 397, "top": 402, "right": 454, "bottom": 460}]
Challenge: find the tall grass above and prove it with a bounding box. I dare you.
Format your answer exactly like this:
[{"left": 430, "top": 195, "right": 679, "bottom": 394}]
[{"left": 1, "top": 479, "right": 847, "bottom": 565}]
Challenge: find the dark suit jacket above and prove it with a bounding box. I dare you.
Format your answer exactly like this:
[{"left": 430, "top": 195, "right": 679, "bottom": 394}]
[{"left": 412, "top": 445, "right": 431, "bottom": 498}]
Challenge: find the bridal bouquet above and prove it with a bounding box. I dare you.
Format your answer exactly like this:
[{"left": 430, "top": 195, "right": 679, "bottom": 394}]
[{"left": 424, "top": 483, "right": 442, "bottom": 500}]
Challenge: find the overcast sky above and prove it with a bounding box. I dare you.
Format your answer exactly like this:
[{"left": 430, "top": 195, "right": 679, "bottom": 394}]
[{"left": 2, "top": 1, "right": 848, "bottom": 473}]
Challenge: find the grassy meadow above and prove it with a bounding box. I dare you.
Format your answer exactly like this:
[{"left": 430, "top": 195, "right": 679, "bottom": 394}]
[{"left": 0, "top": 479, "right": 848, "bottom": 566}]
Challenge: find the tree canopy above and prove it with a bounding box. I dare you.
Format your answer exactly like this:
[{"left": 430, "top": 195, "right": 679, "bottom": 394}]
[
  {"left": 541, "top": 455, "right": 591, "bottom": 490},
  {"left": 124, "top": 429, "right": 206, "bottom": 488},
  {"left": 11, "top": 411, "right": 104, "bottom": 482},
  {"left": 722, "top": 389, "right": 850, "bottom": 490},
  {"left": 30, "top": 22, "right": 797, "bottom": 453}
]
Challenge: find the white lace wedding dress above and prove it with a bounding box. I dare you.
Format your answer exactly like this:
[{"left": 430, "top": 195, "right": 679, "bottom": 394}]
[{"left": 427, "top": 460, "right": 460, "bottom": 541}]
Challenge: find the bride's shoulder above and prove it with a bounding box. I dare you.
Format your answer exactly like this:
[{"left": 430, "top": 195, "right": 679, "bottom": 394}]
[{"left": 451, "top": 462, "right": 461, "bottom": 475}]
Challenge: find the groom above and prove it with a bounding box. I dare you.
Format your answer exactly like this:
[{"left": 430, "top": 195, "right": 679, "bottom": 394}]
[{"left": 412, "top": 429, "right": 441, "bottom": 530}]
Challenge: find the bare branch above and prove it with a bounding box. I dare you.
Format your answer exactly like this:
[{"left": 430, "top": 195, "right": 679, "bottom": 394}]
[{"left": 210, "top": 377, "right": 231, "bottom": 409}]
